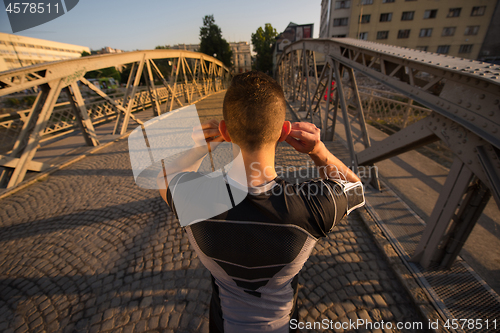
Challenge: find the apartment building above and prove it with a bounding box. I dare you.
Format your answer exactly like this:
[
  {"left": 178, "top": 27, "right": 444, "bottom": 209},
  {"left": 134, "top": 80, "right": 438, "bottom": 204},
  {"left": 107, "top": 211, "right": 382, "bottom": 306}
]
[
  {"left": 229, "top": 42, "right": 252, "bottom": 74},
  {"left": 170, "top": 44, "right": 200, "bottom": 52},
  {"left": 0, "top": 32, "right": 89, "bottom": 72},
  {"left": 320, "top": 0, "right": 499, "bottom": 60}
]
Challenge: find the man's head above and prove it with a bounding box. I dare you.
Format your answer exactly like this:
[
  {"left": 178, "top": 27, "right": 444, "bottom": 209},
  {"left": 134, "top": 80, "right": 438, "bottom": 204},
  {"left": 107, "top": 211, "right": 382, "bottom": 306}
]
[{"left": 220, "top": 71, "right": 290, "bottom": 152}]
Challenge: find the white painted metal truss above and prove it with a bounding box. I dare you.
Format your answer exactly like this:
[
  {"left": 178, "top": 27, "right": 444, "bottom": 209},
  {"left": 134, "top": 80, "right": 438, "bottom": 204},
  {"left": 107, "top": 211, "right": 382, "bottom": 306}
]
[
  {"left": 277, "top": 38, "right": 500, "bottom": 269},
  {"left": 0, "top": 50, "right": 230, "bottom": 189}
]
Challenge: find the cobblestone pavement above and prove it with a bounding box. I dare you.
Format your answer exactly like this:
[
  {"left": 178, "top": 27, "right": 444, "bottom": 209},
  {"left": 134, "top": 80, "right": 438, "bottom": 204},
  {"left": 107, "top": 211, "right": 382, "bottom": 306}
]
[{"left": 0, "top": 92, "right": 427, "bottom": 332}]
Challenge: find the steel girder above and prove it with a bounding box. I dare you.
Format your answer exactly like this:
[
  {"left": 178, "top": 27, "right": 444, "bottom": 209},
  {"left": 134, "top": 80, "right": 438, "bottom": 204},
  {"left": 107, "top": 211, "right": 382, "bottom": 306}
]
[
  {"left": 0, "top": 50, "right": 230, "bottom": 188},
  {"left": 277, "top": 38, "right": 500, "bottom": 269}
]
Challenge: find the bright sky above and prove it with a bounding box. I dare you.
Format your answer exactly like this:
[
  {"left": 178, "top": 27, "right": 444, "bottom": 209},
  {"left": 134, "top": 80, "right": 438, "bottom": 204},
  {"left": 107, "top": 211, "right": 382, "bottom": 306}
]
[{"left": 0, "top": 0, "right": 321, "bottom": 51}]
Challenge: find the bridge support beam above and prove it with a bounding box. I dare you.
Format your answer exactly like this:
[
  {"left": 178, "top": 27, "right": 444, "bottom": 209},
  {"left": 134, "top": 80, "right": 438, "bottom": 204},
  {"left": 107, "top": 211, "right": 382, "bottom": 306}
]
[
  {"left": 64, "top": 83, "right": 100, "bottom": 147},
  {"left": 0, "top": 79, "right": 62, "bottom": 188},
  {"left": 412, "top": 157, "right": 474, "bottom": 268},
  {"left": 120, "top": 56, "right": 145, "bottom": 135},
  {"left": 144, "top": 60, "right": 161, "bottom": 117}
]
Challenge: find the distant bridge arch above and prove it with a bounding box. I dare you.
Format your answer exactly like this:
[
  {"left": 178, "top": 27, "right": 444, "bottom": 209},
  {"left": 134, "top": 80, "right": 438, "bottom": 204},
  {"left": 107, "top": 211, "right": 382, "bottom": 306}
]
[{"left": 0, "top": 50, "right": 230, "bottom": 188}]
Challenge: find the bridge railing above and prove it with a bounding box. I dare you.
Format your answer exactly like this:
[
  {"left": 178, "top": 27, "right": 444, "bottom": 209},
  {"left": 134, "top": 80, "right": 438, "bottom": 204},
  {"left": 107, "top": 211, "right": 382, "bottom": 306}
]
[
  {"left": 0, "top": 84, "right": 196, "bottom": 154},
  {"left": 0, "top": 50, "right": 231, "bottom": 188}
]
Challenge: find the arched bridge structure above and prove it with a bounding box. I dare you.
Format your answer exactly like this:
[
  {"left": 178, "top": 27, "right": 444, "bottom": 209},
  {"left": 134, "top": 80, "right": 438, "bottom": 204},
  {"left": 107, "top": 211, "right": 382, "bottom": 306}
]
[
  {"left": 0, "top": 50, "right": 230, "bottom": 189},
  {"left": 277, "top": 38, "right": 500, "bottom": 316}
]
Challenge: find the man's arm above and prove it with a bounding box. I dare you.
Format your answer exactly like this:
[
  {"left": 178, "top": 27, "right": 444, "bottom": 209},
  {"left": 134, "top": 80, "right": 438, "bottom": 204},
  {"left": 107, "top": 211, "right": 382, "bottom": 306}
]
[
  {"left": 285, "top": 122, "right": 360, "bottom": 183},
  {"left": 158, "top": 119, "right": 224, "bottom": 205}
]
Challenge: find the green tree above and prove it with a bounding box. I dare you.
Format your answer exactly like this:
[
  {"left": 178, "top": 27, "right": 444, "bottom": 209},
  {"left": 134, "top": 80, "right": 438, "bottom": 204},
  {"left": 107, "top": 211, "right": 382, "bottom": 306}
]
[
  {"left": 251, "top": 23, "right": 278, "bottom": 74},
  {"left": 155, "top": 45, "right": 170, "bottom": 49},
  {"left": 199, "top": 15, "right": 232, "bottom": 68}
]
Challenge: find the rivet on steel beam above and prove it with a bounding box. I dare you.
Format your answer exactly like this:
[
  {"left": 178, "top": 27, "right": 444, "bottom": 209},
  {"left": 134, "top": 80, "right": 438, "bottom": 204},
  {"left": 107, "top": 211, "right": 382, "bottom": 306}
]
[
  {"left": 468, "top": 160, "right": 472, "bottom": 165},
  {"left": 458, "top": 99, "right": 462, "bottom": 104},
  {"left": 434, "top": 126, "right": 437, "bottom": 130},
  {"left": 492, "top": 111, "right": 497, "bottom": 116},
  {"left": 458, "top": 150, "right": 462, "bottom": 154},
  {"left": 493, "top": 128, "right": 498, "bottom": 133},
  {"left": 455, "top": 109, "right": 459, "bottom": 114},
  {"left": 463, "top": 140, "right": 467, "bottom": 144},
  {"left": 480, "top": 94, "right": 486, "bottom": 100},
  {"left": 467, "top": 103, "right": 471, "bottom": 108},
  {"left": 483, "top": 123, "right": 488, "bottom": 128}
]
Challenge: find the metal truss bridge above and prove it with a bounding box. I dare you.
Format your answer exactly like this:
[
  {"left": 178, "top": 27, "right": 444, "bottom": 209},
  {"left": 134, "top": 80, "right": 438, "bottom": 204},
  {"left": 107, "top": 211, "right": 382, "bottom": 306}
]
[
  {"left": 0, "top": 39, "right": 499, "bottom": 327},
  {"left": 277, "top": 38, "right": 500, "bottom": 325},
  {"left": 0, "top": 50, "right": 230, "bottom": 189}
]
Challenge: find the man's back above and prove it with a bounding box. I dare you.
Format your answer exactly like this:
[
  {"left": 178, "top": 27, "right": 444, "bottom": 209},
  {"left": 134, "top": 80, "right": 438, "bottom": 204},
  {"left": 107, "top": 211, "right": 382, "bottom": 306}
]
[{"left": 169, "top": 175, "right": 361, "bottom": 332}]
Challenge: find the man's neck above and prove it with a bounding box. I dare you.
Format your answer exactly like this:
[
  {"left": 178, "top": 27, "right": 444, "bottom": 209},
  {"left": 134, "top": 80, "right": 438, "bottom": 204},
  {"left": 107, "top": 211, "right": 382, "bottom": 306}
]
[{"left": 227, "top": 145, "right": 277, "bottom": 187}]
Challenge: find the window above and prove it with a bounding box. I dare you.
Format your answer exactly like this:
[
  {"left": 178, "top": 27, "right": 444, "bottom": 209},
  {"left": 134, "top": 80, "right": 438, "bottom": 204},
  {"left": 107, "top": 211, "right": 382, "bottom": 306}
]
[
  {"left": 333, "top": 17, "right": 349, "bottom": 26},
  {"left": 459, "top": 44, "right": 473, "bottom": 53},
  {"left": 442, "top": 27, "right": 456, "bottom": 36},
  {"left": 419, "top": 28, "right": 433, "bottom": 37},
  {"left": 380, "top": 13, "right": 393, "bottom": 22},
  {"left": 382, "top": 0, "right": 395, "bottom": 2},
  {"left": 361, "top": 0, "right": 373, "bottom": 4},
  {"left": 437, "top": 45, "right": 450, "bottom": 54},
  {"left": 424, "top": 9, "right": 437, "bottom": 19},
  {"left": 360, "top": 14, "right": 371, "bottom": 23},
  {"left": 335, "top": 1, "right": 351, "bottom": 9},
  {"left": 447, "top": 8, "right": 461, "bottom": 17},
  {"left": 359, "top": 32, "right": 368, "bottom": 40},
  {"left": 401, "top": 11, "right": 415, "bottom": 20},
  {"left": 471, "top": 6, "right": 486, "bottom": 16},
  {"left": 398, "top": 29, "right": 411, "bottom": 38},
  {"left": 464, "top": 26, "right": 479, "bottom": 36},
  {"left": 377, "top": 31, "right": 389, "bottom": 39},
  {"left": 416, "top": 46, "right": 428, "bottom": 51},
  {"left": 332, "top": 34, "right": 347, "bottom": 38}
]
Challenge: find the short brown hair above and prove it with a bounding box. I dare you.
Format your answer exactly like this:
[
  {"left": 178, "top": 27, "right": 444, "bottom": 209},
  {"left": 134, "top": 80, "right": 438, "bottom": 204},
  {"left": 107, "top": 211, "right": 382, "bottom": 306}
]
[{"left": 223, "top": 71, "right": 286, "bottom": 151}]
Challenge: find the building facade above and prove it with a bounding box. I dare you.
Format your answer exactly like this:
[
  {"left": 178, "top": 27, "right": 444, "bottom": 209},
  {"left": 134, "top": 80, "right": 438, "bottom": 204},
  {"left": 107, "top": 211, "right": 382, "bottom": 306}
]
[
  {"left": 0, "top": 32, "right": 90, "bottom": 72},
  {"left": 229, "top": 42, "right": 252, "bottom": 74},
  {"left": 170, "top": 44, "right": 200, "bottom": 52},
  {"left": 320, "top": 0, "right": 499, "bottom": 60},
  {"left": 273, "top": 22, "right": 315, "bottom": 75}
]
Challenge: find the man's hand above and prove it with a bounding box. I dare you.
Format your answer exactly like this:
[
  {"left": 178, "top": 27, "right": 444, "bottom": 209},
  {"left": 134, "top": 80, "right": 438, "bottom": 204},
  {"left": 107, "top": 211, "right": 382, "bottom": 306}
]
[
  {"left": 192, "top": 119, "right": 225, "bottom": 152},
  {"left": 285, "top": 122, "right": 323, "bottom": 155}
]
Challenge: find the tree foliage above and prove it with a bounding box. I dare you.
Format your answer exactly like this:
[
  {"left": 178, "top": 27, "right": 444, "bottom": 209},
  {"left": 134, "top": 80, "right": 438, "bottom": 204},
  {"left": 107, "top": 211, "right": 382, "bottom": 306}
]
[
  {"left": 155, "top": 45, "right": 170, "bottom": 49},
  {"left": 251, "top": 23, "right": 278, "bottom": 74},
  {"left": 199, "top": 15, "right": 232, "bottom": 68}
]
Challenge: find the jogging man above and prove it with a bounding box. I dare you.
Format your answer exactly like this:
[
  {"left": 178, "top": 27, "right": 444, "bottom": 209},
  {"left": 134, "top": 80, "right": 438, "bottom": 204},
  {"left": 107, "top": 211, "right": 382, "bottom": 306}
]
[{"left": 158, "top": 71, "right": 364, "bottom": 332}]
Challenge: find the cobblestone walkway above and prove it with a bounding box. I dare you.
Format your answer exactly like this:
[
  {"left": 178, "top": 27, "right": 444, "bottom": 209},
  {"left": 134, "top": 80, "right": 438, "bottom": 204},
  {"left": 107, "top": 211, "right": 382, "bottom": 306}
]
[{"left": 0, "top": 92, "right": 427, "bottom": 332}]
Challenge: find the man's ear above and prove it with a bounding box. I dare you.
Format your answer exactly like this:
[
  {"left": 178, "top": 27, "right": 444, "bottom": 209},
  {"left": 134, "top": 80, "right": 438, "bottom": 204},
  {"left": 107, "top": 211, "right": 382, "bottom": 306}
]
[
  {"left": 219, "top": 120, "right": 232, "bottom": 142},
  {"left": 278, "top": 121, "right": 291, "bottom": 142}
]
